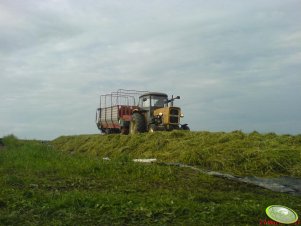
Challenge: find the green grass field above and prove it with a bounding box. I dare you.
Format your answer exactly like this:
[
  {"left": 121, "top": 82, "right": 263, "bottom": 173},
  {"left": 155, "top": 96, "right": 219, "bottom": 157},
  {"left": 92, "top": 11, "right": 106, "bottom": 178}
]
[{"left": 1, "top": 132, "right": 301, "bottom": 225}]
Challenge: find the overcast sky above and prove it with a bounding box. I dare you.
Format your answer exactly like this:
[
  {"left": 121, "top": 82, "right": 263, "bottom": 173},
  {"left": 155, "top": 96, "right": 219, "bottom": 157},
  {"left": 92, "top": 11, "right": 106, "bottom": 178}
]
[{"left": 1, "top": 0, "right": 301, "bottom": 140}]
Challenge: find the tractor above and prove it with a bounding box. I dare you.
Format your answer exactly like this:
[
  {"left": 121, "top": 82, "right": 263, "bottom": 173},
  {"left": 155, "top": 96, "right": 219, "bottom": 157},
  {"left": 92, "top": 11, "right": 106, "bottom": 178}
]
[{"left": 96, "top": 89, "right": 189, "bottom": 134}]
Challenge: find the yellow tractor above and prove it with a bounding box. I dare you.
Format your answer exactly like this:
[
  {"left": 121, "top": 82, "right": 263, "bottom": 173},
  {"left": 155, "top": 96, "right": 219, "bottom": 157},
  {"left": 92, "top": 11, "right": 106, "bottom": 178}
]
[
  {"left": 96, "top": 90, "right": 189, "bottom": 134},
  {"left": 129, "top": 92, "right": 189, "bottom": 134}
]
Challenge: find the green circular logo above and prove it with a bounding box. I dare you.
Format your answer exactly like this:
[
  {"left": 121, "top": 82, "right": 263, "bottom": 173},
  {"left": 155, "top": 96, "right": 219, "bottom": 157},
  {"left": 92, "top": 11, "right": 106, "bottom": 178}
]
[{"left": 266, "top": 205, "right": 298, "bottom": 224}]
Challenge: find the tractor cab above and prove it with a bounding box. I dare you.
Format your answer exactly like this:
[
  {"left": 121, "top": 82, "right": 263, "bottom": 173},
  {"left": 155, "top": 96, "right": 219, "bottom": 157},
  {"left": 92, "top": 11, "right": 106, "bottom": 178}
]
[
  {"left": 138, "top": 92, "right": 168, "bottom": 125},
  {"left": 136, "top": 92, "right": 188, "bottom": 131},
  {"left": 139, "top": 92, "right": 168, "bottom": 110}
]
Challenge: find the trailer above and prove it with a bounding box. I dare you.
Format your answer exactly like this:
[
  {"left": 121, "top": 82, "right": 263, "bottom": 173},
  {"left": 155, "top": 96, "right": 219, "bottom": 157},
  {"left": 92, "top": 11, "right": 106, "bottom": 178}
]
[{"left": 96, "top": 89, "right": 148, "bottom": 134}]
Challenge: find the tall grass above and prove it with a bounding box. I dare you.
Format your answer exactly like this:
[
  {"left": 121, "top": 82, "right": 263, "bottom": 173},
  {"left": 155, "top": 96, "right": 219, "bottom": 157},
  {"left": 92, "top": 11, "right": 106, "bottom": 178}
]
[{"left": 52, "top": 131, "right": 301, "bottom": 177}]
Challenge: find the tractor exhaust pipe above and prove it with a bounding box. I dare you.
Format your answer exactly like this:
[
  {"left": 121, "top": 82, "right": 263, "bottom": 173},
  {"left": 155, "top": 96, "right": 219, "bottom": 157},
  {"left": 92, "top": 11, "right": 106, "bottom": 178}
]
[{"left": 168, "top": 95, "right": 180, "bottom": 107}]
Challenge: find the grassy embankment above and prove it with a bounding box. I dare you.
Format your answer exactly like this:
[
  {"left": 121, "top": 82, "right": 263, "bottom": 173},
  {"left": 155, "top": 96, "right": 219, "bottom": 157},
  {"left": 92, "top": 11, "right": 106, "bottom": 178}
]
[
  {"left": 0, "top": 132, "right": 301, "bottom": 225},
  {"left": 52, "top": 130, "right": 301, "bottom": 177}
]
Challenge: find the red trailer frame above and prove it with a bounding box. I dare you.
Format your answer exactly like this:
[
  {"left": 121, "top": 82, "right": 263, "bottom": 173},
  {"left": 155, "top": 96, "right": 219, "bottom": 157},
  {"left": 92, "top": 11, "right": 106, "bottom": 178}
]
[{"left": 96, "top": 89, "right": 148, "bottom": 133}]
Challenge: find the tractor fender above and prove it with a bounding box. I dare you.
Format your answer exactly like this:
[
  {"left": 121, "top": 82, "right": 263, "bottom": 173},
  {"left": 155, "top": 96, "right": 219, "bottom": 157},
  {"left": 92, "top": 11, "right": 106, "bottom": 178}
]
[
  {"left": 180, "top": 124, "right": 190, "bottom": 131},
  {"left": 132, "top": 108, "right": 147, "bottom": 114},
  {"left": 132, "top": 108, "right": 140, "bottom": 114}
]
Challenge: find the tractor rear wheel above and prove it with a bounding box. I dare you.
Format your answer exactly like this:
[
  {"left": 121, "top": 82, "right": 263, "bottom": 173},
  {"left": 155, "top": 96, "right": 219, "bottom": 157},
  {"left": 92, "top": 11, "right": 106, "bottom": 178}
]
[{"left": 130, "top": 113, "right": 146, "bottom": 134}]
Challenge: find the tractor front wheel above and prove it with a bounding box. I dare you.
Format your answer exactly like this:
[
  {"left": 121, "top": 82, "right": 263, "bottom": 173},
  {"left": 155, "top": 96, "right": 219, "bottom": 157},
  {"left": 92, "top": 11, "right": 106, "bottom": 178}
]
[
  {"left": 181, "top": 124, "right": 190, "bottom": 131},
  {"left": 149, "top": 124, "right": 158, "bottom": 133}
]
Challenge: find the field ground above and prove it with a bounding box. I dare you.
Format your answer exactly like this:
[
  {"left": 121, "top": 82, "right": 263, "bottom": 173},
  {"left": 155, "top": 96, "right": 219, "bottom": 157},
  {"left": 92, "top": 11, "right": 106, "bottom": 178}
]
[{"left": 0, "top": 132, "right": 301, "bottom": 225}]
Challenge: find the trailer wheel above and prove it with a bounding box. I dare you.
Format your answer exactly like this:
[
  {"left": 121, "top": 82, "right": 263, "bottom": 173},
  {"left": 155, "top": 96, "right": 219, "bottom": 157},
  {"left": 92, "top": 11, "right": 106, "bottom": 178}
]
[
  {"left": 130, "top": 113, "right": 146, "bottom": 134},
  {"left": 105, "top": 128, "right": 111, "bottom": 134},
  {"left": 121, "top": 127, "right": 129, "bottom": 135}
]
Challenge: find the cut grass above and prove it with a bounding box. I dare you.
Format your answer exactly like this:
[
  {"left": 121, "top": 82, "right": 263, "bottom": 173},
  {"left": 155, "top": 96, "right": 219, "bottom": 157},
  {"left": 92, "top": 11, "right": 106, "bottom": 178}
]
[
  {"left": 0, "top": 135, "right": 301, "bottom": 225},
  {"left": 52, "top": 131, "right": 301, "bottom": 177}
]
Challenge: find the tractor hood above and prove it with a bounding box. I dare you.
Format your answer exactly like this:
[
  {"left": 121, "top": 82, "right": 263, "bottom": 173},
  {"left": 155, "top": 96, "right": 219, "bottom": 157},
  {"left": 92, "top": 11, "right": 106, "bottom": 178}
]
[{"left": 154, "top": 106, "right": 182, "bottom": 125}]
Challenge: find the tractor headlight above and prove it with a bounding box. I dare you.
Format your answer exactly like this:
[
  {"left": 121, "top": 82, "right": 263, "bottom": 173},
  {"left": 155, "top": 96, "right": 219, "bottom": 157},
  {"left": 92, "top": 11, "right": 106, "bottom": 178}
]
[
  {"left": 180, "top": 113, "right": 184, "bottom": 118},
  {"left": 159, "top": 112, "right": 163, "bottom": 116}
]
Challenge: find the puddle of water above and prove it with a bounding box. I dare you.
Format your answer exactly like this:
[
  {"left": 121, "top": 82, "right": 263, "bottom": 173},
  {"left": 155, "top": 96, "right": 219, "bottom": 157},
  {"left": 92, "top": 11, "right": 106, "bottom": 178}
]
[
  {"left": 161, "top": 162, "right": 301, "bottom": 196},
  {"left": 241, "top": 176, "right": 301, "bottom": 195}
]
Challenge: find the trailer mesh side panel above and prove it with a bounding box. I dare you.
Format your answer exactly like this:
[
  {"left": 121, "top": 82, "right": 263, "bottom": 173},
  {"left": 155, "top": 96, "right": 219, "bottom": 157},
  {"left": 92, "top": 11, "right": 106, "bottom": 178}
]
[
  {"left": 100, "top": 106, "right": 119, "bottom": 128},
  {"left": 97, "top": 89, "right": 148, "bottom": 130}
]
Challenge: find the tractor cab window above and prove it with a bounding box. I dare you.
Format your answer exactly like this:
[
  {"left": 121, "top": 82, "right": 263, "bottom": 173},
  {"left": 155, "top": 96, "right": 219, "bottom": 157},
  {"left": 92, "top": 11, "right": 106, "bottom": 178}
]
[
  {"left": 141, "top": 96, "right": 150, "bottom": 108},
  {"left": 151, "top": 96, "right": 167, "bottom": 108}
]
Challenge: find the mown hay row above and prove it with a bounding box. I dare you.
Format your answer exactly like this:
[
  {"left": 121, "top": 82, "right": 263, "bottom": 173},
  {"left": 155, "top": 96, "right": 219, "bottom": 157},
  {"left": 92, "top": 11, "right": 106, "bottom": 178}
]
[{"left": 51, "top": 131, "right": 301, "bottom": 177}]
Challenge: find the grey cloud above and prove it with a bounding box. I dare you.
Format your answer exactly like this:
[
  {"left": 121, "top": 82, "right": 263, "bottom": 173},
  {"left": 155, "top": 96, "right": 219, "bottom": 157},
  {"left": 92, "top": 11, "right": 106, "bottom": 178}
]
[{"left": 0, "top": 0, "right": 300, "bottom": 139}]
